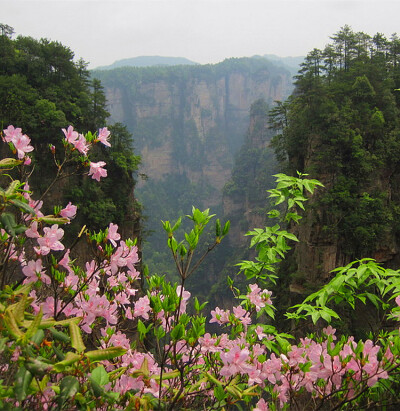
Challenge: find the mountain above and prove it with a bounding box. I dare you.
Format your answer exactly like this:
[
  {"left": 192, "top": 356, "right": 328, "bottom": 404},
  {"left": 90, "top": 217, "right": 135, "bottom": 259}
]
[
  {"left": 261, "top": 54, "right": 304, "bottom": 74},
  {"left": 92, "top": 57, "right": 294, "bottom": 281},
  {"left": 95, "top": 56, "right": 198, "bottom": 70}
]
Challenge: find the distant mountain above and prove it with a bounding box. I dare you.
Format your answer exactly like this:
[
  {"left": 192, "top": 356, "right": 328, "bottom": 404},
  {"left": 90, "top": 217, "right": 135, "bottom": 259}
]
[
  {"left": 95, "top": 56, "right": 199, "bottom": 70},
  {"left": 258, "top": 54, "right": 305, "bottom": 75}
]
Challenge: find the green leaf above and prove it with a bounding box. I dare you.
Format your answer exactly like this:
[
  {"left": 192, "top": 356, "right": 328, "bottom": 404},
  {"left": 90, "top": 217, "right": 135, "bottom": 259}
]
[
  {"left": 5, "top": 180, "right": 20, "bottom": 196},
  {"left": 9, "top": 199, "right": 36, "bottom": 215},
  {"left": 170, "top": 323, "right": 184, "bottom": 341},
  {"left": 58, "top": 376, "right": 79, "bottom": 406},
  {"left": 89, "top": 377, "right": 104, "bottom": 398},
  {"left": 214, "top": 385, "right": 226, "bottom": 402},
  {"left": 69, "top": 322, "right": 86, "bottom": 353},
  {"left": 137, "top": 319, "right": 147, "bottom": 339},
  {"left": 85, "top": 346, "right": 126, "bottom": 362},
  {"left": 49, "top": 327, "right": 71, "bottom": 343},
  {"left": 311, "top": 310, "right": 320, "bottom": 324},
  {"left": 14, "top": 367, "right": 33, "bottom": 401},
  {"left": 25, "top": 357, "right": 52, "bottom": 376},
  {"left": 53, "top": 352, "right": 81, "bottom": 372},
  {"left": 38, "top": 216, "right": 69, "bottom": 225},
  {"left": 215, "top": 218, "right": 221, "bottom": 237},
  {"left": 25, "top": 307, "right": 43, "bottom": 341},
  {"left": 53, "top": 345, "right": 65, "bottom": 361},
  {"left": 90, "top": 365, "right": 109, "bottom": 386},
  {"left": 4, "top": 309, "right": 23, "bottom": 338},
  {"left": 1, "top": 212, "right": 17, "bottom": 237},
  {"left": 0, "top": 158, "right": 22, "bottom": 168},
  {"left": 222, "top": 220, "right": 230, "bottom": 236},
  {"left": 171, "top": 217, "right": 182, "bottom": 232},
  {"left": 0, "top": 337, "right": 8, "bottom": 353},
  {"left": 320, "top": 310, "right": 331, "bottom": 323}
]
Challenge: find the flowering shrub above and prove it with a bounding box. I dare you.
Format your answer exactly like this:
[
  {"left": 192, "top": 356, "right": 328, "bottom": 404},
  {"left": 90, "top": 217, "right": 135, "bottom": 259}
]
[{"left": 1, "top": 125, "right": 400, "bottom": 410}]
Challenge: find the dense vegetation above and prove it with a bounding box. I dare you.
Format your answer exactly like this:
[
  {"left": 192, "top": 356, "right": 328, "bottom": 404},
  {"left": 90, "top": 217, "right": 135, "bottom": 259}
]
[
  {"left": 270, "top": 26, "right": 400, "bottom": 277},
  {"left": 0, "top": 27, "right": 140, "bottom": 233}
]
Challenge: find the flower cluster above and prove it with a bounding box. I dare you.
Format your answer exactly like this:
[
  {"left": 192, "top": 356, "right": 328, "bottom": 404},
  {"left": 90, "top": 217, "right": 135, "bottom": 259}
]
[{"left": 3, "top": 125, "right": 34, "bottom": 160}]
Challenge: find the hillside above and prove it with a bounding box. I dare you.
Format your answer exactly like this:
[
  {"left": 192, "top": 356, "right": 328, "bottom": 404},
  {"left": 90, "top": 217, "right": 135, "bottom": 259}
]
[{"left": 271, "top": 26, "right": 400, "bottom": 293}]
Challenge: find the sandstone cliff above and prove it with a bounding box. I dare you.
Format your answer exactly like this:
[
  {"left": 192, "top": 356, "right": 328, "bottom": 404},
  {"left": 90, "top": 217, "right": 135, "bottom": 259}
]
[{"left": 94, "top": 58, "right": 293, "bottom": 207}]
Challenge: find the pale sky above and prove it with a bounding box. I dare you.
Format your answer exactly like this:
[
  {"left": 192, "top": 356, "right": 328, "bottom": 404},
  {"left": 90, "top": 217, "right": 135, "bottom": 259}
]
[{"left": 2, "top": 0, "right": 400, "bottom": 69}]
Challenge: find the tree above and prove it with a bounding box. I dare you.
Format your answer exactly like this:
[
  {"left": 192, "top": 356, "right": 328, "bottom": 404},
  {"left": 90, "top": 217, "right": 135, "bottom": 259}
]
[{"left": 0, "top": 23, "right": 14, "bottom": 38}]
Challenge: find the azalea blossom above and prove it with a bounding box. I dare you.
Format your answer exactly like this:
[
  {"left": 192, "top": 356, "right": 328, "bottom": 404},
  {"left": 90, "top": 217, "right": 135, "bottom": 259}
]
[
  {"left": 133, "top": 295, "right": 151, "bottom": 320},
  {"left": 88, "top": 161, "right": 107, "bottom": 181},
  {"left": 62, "top": 125, "right": 79, "bottom": 144},
  {"left": 72, "top": 133, "right": 90, "bottom": 155},
  {"left": 3, "top": 125, "right": 22, "bottom": 143},
  {"left": 107, "top": 223, "right": 120, "bottom": 247},
  {"left": 97, "top": 127, "right": 111, "bottom": 147},
  {"left": 60, "top": 202, "right": 77, "bottom": 220},
  {"left": 22, "top": 259, "right": 50, "bottom": 285},
  {"left": 36, "top": 224, "right": 65, "bottom": 255},
  {"left": 13, "top": 133, "right": 34, "bottom": 159}
]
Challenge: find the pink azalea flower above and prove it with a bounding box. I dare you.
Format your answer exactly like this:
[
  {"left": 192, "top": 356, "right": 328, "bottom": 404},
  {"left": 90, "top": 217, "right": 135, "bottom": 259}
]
[
  {"left": 22, "top": 259, "right": 50, "bottom": 285},
  {"left": 220, "top": 346, "right": 253, "bottom": 377},
  {"left": 395, "top": 295, "right": 400, "bottom": 307},
  {"left": 107, "top": 330, "right": 131, "bottom": 349},
  {"left": 255, "top": 325, "right": 268, "bottom": 340},
  {"left": 62, "top": 125, "right": 79, "bottom": 144},
  {"left": 60, "top": 202, "right": 77, "bottom": 220},
  {"left": 36, "top": 224, "right": 64, "bottom": 255},
  {"left": 133, "top": 295, "right": 151, "bottom": 320},
  {"left": 72, "top": 133, "right": 90, "bottom": 155},
  {"left": 42, "top": 296, "right": 62, "bottom": 319},
  {"left": 13, "top": 133, "right": 34, "bottom": 159},
  {"left": 128, "top": 268, "right": 141, "bottom": 281},
  {"left": 97, "top": 127, "right": 111, "bottom": 147},
  {"left": 3, "top": 125, "right": 22, "bottom": 143},
  {"left": 253, "top": 399, "right": 269, "bottom": 411},
  {"left": 88, "top": 161, "right": 107, "bottom": 181},
  {"left": 25, "top": 221, "right": 40, "bottom": 238},
  {"left": 233, "top": 305, "right": 251, "bottom": 326},
  {"left": 210, "top": 307, "right": 230, "bottom": 325},
  {"left": 59, "top": 250, "right": 74, "bottom": 275},
  {"left": 107, "top": 223, "right": 120, "bottom": 247}
]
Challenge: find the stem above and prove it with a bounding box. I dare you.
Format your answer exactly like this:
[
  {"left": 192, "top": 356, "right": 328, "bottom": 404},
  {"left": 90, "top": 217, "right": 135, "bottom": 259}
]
[
  {"left": 55, "top": 265, "right": 102, "bottom": 319},
  {"left": 186, "top": 241, "right": 218, "bottom": 279},
  {"left": 0, "top": 239, "right": 14, "bottom": 288}
]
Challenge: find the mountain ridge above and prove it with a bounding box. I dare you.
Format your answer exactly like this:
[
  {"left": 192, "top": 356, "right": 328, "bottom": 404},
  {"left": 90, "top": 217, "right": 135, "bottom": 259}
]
[{"left": 95, "top": 55, "right": 199, "bottom": 70}]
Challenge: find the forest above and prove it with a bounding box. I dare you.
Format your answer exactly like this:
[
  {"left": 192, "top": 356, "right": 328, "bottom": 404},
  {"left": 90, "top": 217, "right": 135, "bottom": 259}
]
[{"left": 2, "top": 23, "right": 400, "bottom": 410}]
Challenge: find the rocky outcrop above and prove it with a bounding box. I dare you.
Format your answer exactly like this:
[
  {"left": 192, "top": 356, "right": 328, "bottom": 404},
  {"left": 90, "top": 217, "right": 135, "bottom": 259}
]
[{"left": 94, "top": 58, "right": 293, "bottom": 208}]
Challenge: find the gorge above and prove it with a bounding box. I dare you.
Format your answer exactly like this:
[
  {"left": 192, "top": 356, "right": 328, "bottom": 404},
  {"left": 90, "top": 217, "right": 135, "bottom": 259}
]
[{"left": 93, "top": 57, "right": 295, "bottom": 284}]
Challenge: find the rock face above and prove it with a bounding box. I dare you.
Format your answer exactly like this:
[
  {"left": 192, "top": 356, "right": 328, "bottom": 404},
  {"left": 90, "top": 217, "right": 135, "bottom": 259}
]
[
  {"left": 94, "top": 58, "right": 293, "bottom": 208},
  {"left": 93, "top": 58, "right": 294, "bottom": 282}
]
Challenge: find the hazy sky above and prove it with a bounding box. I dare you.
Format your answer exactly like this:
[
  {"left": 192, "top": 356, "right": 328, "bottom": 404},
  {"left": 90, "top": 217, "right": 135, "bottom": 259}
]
[{"left": 2, "top": 0, "right": 400, "bottom": 69}]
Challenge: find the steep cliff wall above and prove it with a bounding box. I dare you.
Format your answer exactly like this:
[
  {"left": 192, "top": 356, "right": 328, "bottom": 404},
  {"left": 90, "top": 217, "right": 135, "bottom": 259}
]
[
  {"left": 92, "top": 58, "right": 293, "bottom": 281},
  {"left": 94, "top": 58, "right": 293, "bottom": 207}
]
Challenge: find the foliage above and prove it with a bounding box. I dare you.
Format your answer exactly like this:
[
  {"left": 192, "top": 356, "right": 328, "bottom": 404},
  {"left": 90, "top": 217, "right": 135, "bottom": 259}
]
[
  {"left": 270, "top": 26, "right": 400, "bottom": 260},
  {"left": 0, "top": 29, "right": 140, "bottom": 233},
  {"left": 1, "top": 126, "right": 400, "bottom": 410}
]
